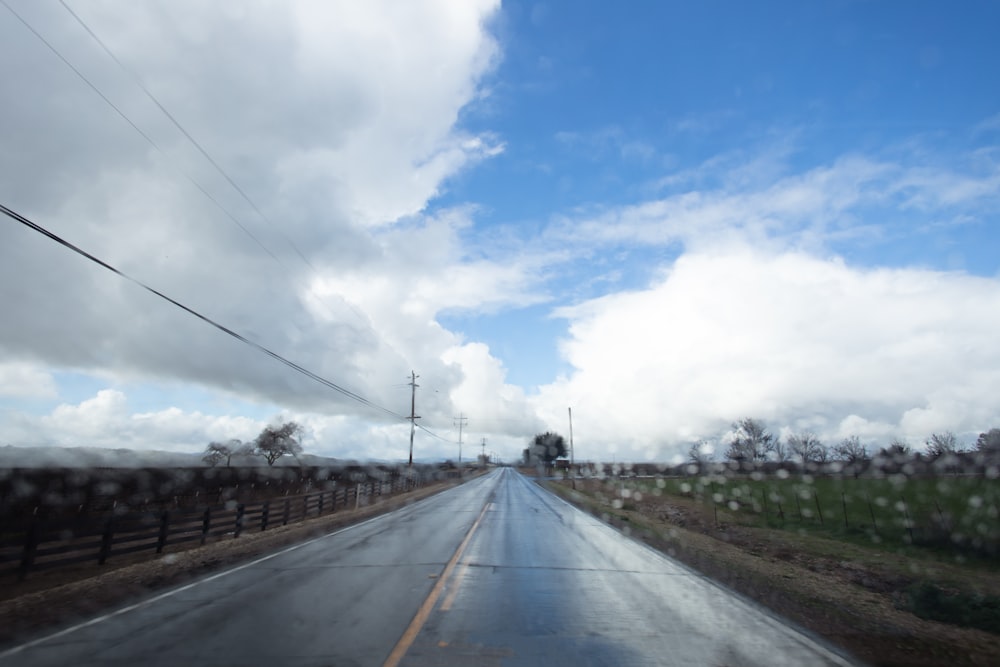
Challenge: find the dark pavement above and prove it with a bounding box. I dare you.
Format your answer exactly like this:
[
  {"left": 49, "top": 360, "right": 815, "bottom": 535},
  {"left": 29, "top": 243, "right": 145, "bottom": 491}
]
[{"left": 0, "top": 468, "right": 860, "bottom": 666}]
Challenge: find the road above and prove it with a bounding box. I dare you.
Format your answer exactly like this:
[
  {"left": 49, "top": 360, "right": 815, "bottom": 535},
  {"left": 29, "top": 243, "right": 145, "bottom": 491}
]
[{"left": 0, "top": 468, "right": 860, "bottom": 666}]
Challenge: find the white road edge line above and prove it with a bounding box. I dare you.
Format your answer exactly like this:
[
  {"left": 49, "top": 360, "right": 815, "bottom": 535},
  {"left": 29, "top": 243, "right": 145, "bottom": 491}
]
[
  {"left": 530, "top": 474, "right": 861, "bottom": 667},
  {"left": 0, "top": 476, "right": 489, "bottom": 660}
]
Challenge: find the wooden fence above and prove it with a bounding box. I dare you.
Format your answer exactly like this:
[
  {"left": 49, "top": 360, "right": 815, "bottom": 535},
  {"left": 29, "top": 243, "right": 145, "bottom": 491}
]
[{"left": 1, "top": 477, "right": 418, "bottom": 580}]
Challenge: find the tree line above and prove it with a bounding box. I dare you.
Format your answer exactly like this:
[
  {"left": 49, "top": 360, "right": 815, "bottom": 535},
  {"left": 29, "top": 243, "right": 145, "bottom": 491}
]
[
  {"left": 202, "top": 421, "right": 304, "bottom": 467},
  {"left": 690, "top": 418, "right": 1000, "bottom": 466}
]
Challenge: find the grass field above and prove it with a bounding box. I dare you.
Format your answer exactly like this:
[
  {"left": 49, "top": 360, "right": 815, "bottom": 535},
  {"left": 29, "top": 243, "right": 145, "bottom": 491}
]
[
  {"left": 624, "top": 473, "right": 1000, "bottom": 557},
  {"left": 552, "top": 476, "right": 1000, "bottom": 664}
]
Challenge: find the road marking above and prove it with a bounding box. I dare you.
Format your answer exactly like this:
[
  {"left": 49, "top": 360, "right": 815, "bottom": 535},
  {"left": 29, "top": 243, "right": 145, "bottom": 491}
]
[
  {"left": 439, "top": 560, "right": 468, "bottom": 611},
  {"left": 382, "top": 498, "right": 491, "bottom": 667},
  {"left": 0, "top": 478, "right": 491, "bottom": 662}
]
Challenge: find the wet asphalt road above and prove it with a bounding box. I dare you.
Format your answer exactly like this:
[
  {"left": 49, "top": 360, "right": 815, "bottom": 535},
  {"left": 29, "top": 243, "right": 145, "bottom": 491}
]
[{"left": 0, "top": 468, "right": 860, "bottom": 666}]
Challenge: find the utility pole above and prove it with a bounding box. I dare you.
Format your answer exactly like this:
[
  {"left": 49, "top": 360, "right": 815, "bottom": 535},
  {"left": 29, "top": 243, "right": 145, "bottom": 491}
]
[
  {"left": 407, "top": 371, "right": 420, "bottom": 466},
  {"left": 568, "top": 406, "right": 575, "bottom": 489},
  {"left": 481, "top": 437, "right": 487, "bottom": 465},
  {"left": 454, "top": 414, "right": 467, "bottom": 464}
]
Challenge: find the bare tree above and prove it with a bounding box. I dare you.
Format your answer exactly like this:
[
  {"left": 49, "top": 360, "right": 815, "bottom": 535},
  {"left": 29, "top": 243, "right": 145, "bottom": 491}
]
[
  {"left": 725, "top": 418, "right": 776, "bottom": 463},
  {"left": 925, "top": 431, "right": 960, "bottom": 457},
  {"left": 834, "top": 435, "right": 869, "bottom": 464},
  {"left": 688, "top": 441, "right": 713, "bottom": 467},
  {"left": 879, "top": 439, "right": 912, "bottom": 459},
  {"left": 254, "top": 422, "right": 304, "bottom": 466},
  {"left": 202, "top": 442, "right": 226, "bottom": 467},
  {"left": 975, "top": 428, "right": 1000, "bottom": 453},
  {"left": 787, "top": 432, "right": 824, "bottom": 464},
  {"left": 771, "top": 438, "right": 790, "bottom": 463},
  {"left": 202, "top": 438, "right": 246, "bottom": 467}
]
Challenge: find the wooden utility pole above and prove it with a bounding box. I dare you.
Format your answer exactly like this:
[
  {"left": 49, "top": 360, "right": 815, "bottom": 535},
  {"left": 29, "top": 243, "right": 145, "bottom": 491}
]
[
  {"left": 454, "top": 414, "right": 467, "bottom": 463},
  {"left": 568, "top": 407, "right": 575, "bottom": 489},
  {"left": 481, "top": 437, "right": 487, "bottom": 464},
  {"left": 407, "top": 371, "right": 420, "bottom": 466}
]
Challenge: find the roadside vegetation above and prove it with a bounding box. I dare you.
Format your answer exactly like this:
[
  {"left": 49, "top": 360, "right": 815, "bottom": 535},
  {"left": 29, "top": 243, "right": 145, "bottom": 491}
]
[{"left": 546, "top": 421, "right": 1000, "bottom": 666}]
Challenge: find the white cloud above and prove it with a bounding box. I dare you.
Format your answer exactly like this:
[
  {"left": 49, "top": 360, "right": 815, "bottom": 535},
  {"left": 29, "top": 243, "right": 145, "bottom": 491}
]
[
  {"left": 0, "top": 389, "right": 261, "bottom": 452},
  {"left": 533, "top": 246, "right": 1000, "bottom": 460},
  {"left": 559, "top": 146, "right": 1000, "bottom": 257},
  {"left": 3, "top": 1, "right": 997, "bottom": 467},
  {"left": 0, "top": 0, "right": 517, "bottom": 428},
  {"left": 0, "top": 362, "right": 58, "bottom": 399}
]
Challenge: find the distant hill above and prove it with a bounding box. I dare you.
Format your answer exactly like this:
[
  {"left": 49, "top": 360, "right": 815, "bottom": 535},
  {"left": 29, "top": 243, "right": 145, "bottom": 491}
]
[{"left": 0, "top": 445, "right": 345, "bottom": 469}]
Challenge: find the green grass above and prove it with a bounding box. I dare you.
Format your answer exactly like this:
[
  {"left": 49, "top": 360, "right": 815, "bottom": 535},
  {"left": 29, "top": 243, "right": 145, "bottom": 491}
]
[
  {"left": 902, "top": 581, "right": 1000, "bottom": 635},
  {"left": 624, "top": 474, "right": 1000, "bottom": 557}
]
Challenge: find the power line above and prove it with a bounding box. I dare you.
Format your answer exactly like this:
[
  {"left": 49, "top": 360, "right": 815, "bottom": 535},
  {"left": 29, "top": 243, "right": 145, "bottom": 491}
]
[
  {"left": 416, "top": 423, "right": 452, "bottom": 443},
  {"left": 0, "top": 0, "right": 281, "bottom": 265},
  {"left": 2, "top": 6, "right": 454, "bottom": 446},
  {"left": 407, "top": 371, "right": 419, "bottom": 466},
  {"left": 0, "top": 201, "right": 405, "bottom": 423},
  {"left": 454, "top": 414, "right": 468, "bottom": 463},
  {"left": 56, "top": 0, "right": 316, "bottom": 271},
  {"left": 7, "top": 0, "right": 405, "bottom": 366}
]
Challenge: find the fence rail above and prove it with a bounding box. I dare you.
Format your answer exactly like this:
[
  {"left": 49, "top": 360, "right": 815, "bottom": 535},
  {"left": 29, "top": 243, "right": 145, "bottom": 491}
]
[{"left": 1, "top": 475, "right": 422, "bottom": 580}]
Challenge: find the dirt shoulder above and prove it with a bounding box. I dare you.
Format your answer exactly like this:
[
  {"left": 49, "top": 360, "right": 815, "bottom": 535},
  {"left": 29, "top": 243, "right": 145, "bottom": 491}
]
[
  {"left": 547, "top": 479, "right": 1000, "bottom": 667},
  {"left": 0, "top": 478, "right": 463, "bottom": 649}
]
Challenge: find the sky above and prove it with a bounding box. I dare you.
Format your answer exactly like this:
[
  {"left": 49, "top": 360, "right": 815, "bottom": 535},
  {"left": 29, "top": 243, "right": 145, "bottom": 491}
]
[{"left": 1, "top": 0, "right": 999, "bottom": 464}]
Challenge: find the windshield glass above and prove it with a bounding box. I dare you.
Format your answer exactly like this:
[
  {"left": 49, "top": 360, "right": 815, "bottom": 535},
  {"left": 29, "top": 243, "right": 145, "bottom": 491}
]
[{"left": 1, "top": 1, "right": 998, "bottom": 665}]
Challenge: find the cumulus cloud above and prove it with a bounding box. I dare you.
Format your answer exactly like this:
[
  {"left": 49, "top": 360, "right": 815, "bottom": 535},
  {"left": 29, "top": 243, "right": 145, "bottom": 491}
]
[
  {"left": 2, "top": 2, "right": 998, "bottom": 465},
  {"left": 0, "top": 362, "right": 58, "bottom": 399},
  {"left": 0, "top": 389, "right": 261, "bottom": 452},
  {"left": 0, "top": 1, "right": 527, "bottom": 428},
  {"left": 533, "top": 246, "right": 1000, "bottom": 461}
]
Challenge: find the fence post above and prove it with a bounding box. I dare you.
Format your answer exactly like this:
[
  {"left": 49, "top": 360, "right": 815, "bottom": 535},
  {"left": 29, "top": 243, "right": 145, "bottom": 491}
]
[
  {"left": 235, "top": 504, "right": 245, "bottom": 538},
  {"left": 303, "top": 494, "right": 309, "bottom": 521},
  {"left": 901, "top": 496, "right": 914, "bottom": 543},
  {"left": 866, "top": 493, "right": 878, "bottom": 534},
  {"left": 283, "top": 498, "right": 290, "bottom": 526},
  {"left": 318, "top": 493, "right": 324, "bottom": 515},
  {"left": 19, "top": 519, "right": 39, "bottom": 580},
  {"left": 760, "top": 490, "right": 769, "bottom": 519},
  {"left": 156, "top": 511, "right": 169, "bottom": 554},
  {"left": 934, "top": 499, "right": 948, "bottom": 531},
  {"left": 841, "top": 493, "right": 849, "bottom": 529},
  {"left": 99, "top": 516, "right": 114, "bottom": 565},
  {"left": 813, "top": 491, "right": 824, "bottom": 525},
  {"left": 261, "top": 501, "right": 270, "bottom": 532},
  {"left": 795, "top": 494, "right": 803, "bottom": 521},
  {"left": 355, "top": 484, "right": 361, "bottom": 510},
  {"left": 201, "top": 508, "right": 211, "bottom": 546}
]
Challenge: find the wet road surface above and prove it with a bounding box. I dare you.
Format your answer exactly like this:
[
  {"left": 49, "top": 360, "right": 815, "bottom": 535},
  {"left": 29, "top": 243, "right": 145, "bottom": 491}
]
[{"left": 1, "top": 468, "right": 860, "bottom": 666}]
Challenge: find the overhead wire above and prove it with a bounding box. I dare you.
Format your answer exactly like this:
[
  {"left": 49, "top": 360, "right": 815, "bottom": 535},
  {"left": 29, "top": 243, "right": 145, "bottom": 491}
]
[
  {"left": 3, "top": 4, "right": 451, "bottom": 443},
  {"left": 56, "top": 0, "right": 316, "bottom": 271},
  {"left": 45, "top": 0, "right": 409, "bottom": 370},
  {"left": 0, "top": 202, "right": 409, "bottom": 424},
  {"left": 0, "top": 0, "right": 281, "bottom": 265}
]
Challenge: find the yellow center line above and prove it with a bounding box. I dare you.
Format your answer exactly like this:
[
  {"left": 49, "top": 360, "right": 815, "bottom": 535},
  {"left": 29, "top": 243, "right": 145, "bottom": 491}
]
[
  {"left": 439, "top": 561, "right": 468, "bottom": 612},
  {"left": 382, "top": 498, "right": 491, "bottom": 667}
]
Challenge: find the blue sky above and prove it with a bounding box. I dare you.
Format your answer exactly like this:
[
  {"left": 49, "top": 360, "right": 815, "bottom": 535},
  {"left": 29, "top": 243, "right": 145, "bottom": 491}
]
[
  {"left": 1, "top": 1, "right": 999, "bottom": 462},
  {"left": 440, "top": 0, "right": 1000, "bottom": 387}
]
